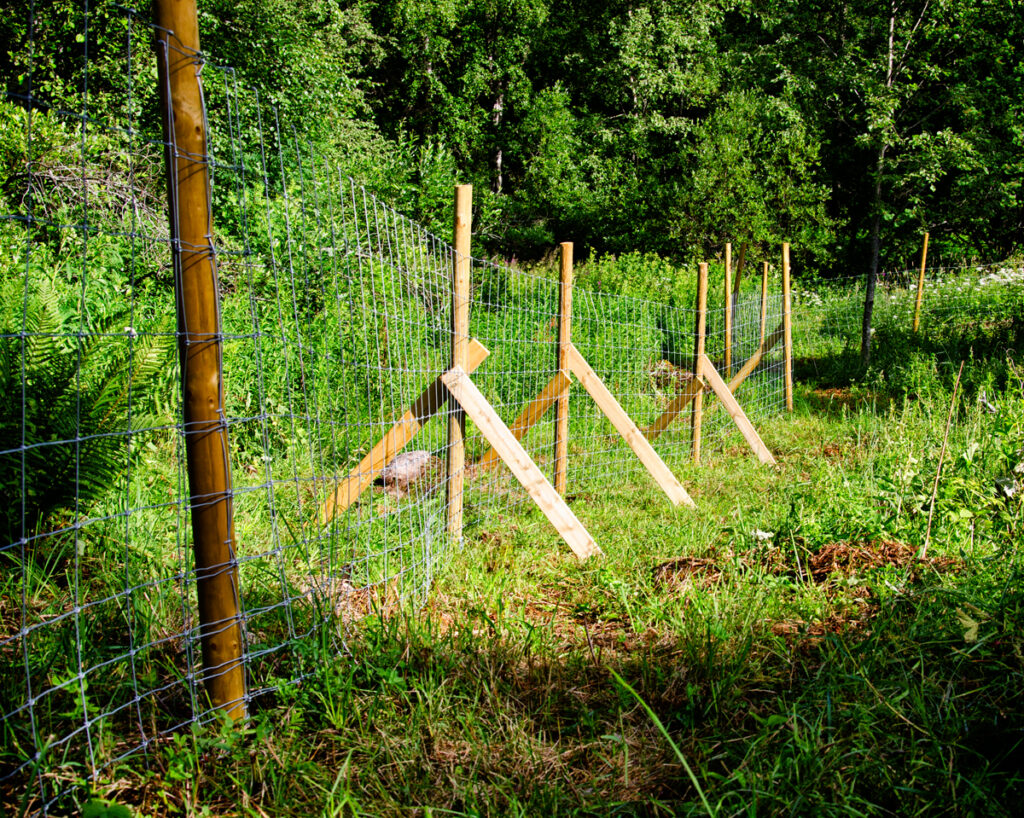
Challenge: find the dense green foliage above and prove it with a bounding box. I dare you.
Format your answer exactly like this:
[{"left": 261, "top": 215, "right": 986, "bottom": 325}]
[
  {"left": 3, "top": 0, "right": 1021, "bottom": 272},
  {"left": 0, "top": 274, "right": 173, "bottom": 541}
]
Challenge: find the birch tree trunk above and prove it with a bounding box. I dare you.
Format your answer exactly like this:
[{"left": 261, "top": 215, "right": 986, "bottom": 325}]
[{"left": 861, "top": 1, "right": 898, "bottom": 367}]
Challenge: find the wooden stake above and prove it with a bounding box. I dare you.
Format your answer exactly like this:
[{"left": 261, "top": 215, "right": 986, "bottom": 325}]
[
  {"left": 645, "top": 314, "right": 786, "bottom": 443},
  {"left": 447, "top": 185, "right": 472, "bottom": 540},
  {"left": 567, "top": 345, "right": 695, "bottom": 508},
  {"left": 478, "top": 371, "right": 571, "bottom": 470},
  {"left": 759, "top": 261, "right": 769, "bottom": 347},
  {"left": 692, "top": 263, "right": 708, "bottom": 463},
  {"left": 729, "top": 322, "right": 785, "bottom": 394},
  {"left": 154, "top": 0, "right": 245, "bottom": 720},
  {"left": 699, "top": 355, "right": 776, "bottom": 466},
  {"left": 643, "top": 321, "right": 785, "bottom": 440},
  {"left": 724, "top": 244, "right": 733, "bottom": 378},
  {"left": 913, "top": 231, "right": 930, "bottom": 333},
  {"left": 320, "top": 339, "right": 490, "bottom": 525},
  {"left": 782, "top": 244, "right": 794, "bottom": 412},
  {"left": 733, "top": 241, "right": 748, "bottom": 296},
  {"left": 441, "top": 367, "right": 600, "bottom": 560},
  {"left": 554, "top": 242, "right": 573, "bottom": 494}
]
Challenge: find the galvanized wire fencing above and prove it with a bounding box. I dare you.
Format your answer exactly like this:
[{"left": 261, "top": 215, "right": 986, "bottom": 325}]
[
  {"left": 793, "top": 260, "right": 1024, "bottom": 378},
  {"left": 461, "top": 253, "right": 787, "bottom": 521},
  {"left": 0, "top": 1, "right": 789, "bottom": 813}
]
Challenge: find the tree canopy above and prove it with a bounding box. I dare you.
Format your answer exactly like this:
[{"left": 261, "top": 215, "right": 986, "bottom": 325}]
[{"left": 3, "top": 0, "right": 1021, "bottom": 273}]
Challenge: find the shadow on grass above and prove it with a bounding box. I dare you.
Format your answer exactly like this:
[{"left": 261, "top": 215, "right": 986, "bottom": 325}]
[{"left": 54, "top": 543, "right": 1023, "bottom": 818}]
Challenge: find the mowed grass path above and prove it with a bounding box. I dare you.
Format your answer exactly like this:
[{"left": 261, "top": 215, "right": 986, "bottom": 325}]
[{"left": 89, "top": 379, "right": 1024, "bottom": 817}]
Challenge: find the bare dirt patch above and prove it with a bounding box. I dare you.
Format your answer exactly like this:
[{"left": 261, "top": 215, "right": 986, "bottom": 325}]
[
  {"left": 821, "top": 442, "right": 849, "bottom": 459},
  {"left": 650, "top": 358, "right": 696, "bottom": 393}
]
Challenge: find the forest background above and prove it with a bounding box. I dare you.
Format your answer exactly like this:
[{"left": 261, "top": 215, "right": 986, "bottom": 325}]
[{"left": 2, "top": 0, "right": 1023, "bottom": 278}]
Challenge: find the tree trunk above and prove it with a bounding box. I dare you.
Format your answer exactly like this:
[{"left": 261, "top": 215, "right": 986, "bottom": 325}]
[
  {"left": 861, "top": 2, "right": 898, "bottom": 368},
  {"left": 493, "top": 92, "right": 504, "bottom": 194},
  {"left": 861, "top": 149, "right": 886, "bottom": 367}
]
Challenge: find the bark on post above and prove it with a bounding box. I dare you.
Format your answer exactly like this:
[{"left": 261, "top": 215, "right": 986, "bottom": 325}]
[
  {"left": 759, "top": 261, "right": 769, "bottom": 347},
  {"left": 913, "top": 231, "right": 930, "bottom": 333},
  {"left": 733, "top": 242, "right": 748, "bottom": 296},
  {"left": 782, "top": 244, "right": 794, "bottom": 412},
  {"left": 447, "top": 185, "right": 473, "bottom": 540},
  {"left": 154, "top": 0, "right": 245, "bottom": 719},
  {"left": 554, "top": 242, "right": 573, "bottom": 495},
  {"left": 724, "top": 243, "right": 733, "bottom": 379},
  {"left": 692, "top": 263, "right": 708, "bottom": 464}
]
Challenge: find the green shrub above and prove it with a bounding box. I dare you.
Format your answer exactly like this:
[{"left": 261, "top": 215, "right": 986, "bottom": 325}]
[{"left": 0, "top": 274, "right": 174, "bottom": 541}]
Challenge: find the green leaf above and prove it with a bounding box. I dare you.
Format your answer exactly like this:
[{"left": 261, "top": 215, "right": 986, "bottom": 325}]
[
  {"left": 82, "top": 800, "right": 132, "bottom": 818},
  {"left": 955, "top": 607, "right": 979, "bottom": 643}
]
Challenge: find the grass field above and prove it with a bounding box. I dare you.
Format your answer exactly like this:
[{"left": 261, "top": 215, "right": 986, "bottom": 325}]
[
  {"left": 66, "top": 341, "right": 1024, "bottom": 817},
  {"left": 3, "top": 12, "right": 1023, "bottom": 809}
]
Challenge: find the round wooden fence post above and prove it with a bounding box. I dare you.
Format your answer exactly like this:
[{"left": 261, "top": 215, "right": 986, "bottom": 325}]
[
  {"left": 153, "top": 0, "right": 245, "bottom": 720},
  {"left": 782, "top": 243, "right": 794, "bottom": 412},
  {"left": 760, "top": 261, "right": 769, "bottom": 347},
  {"left": 692, "top": 262, "right": 708, "bottom": 464},
  {"left": 724, "top": 243, "right": 733, "bottom": 379},
  {"left": 554, "top": 242, "right": 573, "bottom": 495},
  {"left": 447, "top": 185, "right": 473, "bottom": 540}
]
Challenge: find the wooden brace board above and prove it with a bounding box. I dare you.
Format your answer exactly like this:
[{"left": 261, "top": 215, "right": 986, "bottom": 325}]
[
  {"left": 319, "top": 339, "right": 490, "bottom": 526},
  {"left": 441, "top": 366, "right": 600, "bottom": 560},
  {"left": 698, "top": 355, "right": 777, "bottom": 466},
  {"left": 566, "top": 344, "right": 695, "bottom": 508},
  {"left": 642, "top": 378, "right": 705, "bottom": 442},
  {"left": 642, "top": 320, "right": 785, "bottom": 441},
  {"left": 476, "top": 370, "right": 572, "bottom": 470},
  {"left": 727, "top": 321, "right": 784, "bottom": 394}
]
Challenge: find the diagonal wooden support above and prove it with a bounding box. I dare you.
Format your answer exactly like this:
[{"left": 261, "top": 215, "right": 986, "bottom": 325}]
[
  {"left": 566, "top": 344, "right": 695, "bottom": 508},
  {"left": 641, "top": 320, "right": 785, "bottom": 443},
  {"left": 441, "top": 366, "right": 600, "bottom": 560},
  {"left": 476, "top": 370, "right": 572, "bottom": 470},
  {"left": 698, "top": 354, "right": 777, "bottom": 466},
  {"left": 727, "top": 320, "right": 784, "bottom": 394},
  {"left": 642, "top": 378, "right": 704, "bottom": 442},
  {"left": 319, "top": 339, "right": 490, "bottom": 526}
]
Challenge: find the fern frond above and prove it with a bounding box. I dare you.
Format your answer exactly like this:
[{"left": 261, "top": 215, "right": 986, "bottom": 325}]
[{"left": 1, "top": 275, "right": 175, "bottom": 540}]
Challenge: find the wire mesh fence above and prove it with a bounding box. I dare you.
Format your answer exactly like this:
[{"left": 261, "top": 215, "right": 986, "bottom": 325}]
[
  {"left": 0, "top": 1, "right": 788, "bottom": 812},
  {"left": 793, "top": 261, "right": 1024, "bottom": 376}
]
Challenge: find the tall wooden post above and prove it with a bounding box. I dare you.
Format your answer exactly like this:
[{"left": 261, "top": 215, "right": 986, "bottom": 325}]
[
  {"left": 724, "top": 244, "right": 733, "bottom": 378},
  {"left": 913, "top": 231, "right": 930, "bottom": 333},
  {"left": 759, "top": 261, "right": 769, "bottom": 347},
  {"left": 447, "top": 185, "right": 473, "bottom": 540},
  {"left": 554, "top": 242, "right": 573, "bottom": 495},
  {"left": 692, "top": 263, "right": 708, "bottom": 463},
  {"left": 782, "top": 243, "right": 794, "bottom": 412},
  {"left": 733, "top": 241, "right": 748, "bottom": 297},
  {"left": 154, "top": 0, "right": 245, "bottom": 719}
]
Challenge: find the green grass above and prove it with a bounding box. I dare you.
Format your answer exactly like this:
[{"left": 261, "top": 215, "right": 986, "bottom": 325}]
[
  {"left": 4, "top": 255, "right": 1023, "bottom": 815},
  {"left": 56, "top": 356, "right": 1024, "bottom": 817}
]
